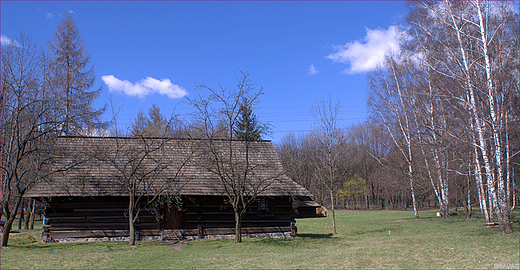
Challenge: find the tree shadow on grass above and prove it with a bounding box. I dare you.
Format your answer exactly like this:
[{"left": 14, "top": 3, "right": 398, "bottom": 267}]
[
  {"left": 8, "top": 240, "right": 119, "bottom": 250},
  {"left": 9, "top": 242, "right": 82, "bottom": 250},
  {"left": 295, "top": 233, "right": 334, "bottom": 239},
  {"left": 254, "top": 233, "right": 338, "bottom": 247},
  {"left": 293, "top": 233, "right": 342, "bottom": 246}
]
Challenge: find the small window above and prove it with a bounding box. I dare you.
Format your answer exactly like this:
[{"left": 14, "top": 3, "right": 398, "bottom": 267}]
[{"left": 258, "top": 199, "right": 273, "bottom": 216}]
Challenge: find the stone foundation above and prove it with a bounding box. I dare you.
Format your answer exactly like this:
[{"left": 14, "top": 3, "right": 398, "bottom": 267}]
[
  {"left": 44, "top": 232, "right": 291, "bottom": 244},
  {"left": 48, "top": 235, "right": 161, "bottom": 244},
  {"left": 187, "top": 231, "right": 292, "bottom": 241},
  {"left": 44, "top": 226, "right": 294, "bottom": 244}
]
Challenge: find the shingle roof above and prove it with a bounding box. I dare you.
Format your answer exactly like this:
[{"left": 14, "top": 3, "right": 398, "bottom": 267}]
[{"left": 26, "top": 136, "right": 312, "bottom": 198}]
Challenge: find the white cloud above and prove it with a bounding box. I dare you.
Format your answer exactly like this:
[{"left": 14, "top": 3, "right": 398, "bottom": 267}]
[
  {"left": 1, "top": 35, "right": 19, "bottom": 47},
  {"left": 1, "top": 35, "right": 12, "bottom": 46},
  {"left": 326, "top": 25, "right": 402, "bottom": 74},
  {"left": 59, "top": 8, "right": 76, "bottom": 17},
  {"left": 45, "top": 12, "right": 53, "bottom": 18},
  {"left": 101, "top": 75, "right": 188, "bottom": 99},
  {"left": 308, "top": 64, "right": 319, "bottom": 75},
  {"left": 65, "top": 8, "right": 76, "bottom": 15}
]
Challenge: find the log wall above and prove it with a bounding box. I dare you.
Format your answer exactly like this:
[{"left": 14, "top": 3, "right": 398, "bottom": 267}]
[
  {"left": 179, "top": 196, "right": 295, "bottom": 230},
  {"left": 43, "top": 195, "right": 298, "bottom": 241},
  {"left": 43, "top": 196, "right": 160, "bottom": 241}
]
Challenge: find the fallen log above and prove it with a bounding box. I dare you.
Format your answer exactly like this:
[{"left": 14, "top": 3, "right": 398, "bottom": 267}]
[{"left": 484, "top": 222, "right": 499, "bottom": 228}]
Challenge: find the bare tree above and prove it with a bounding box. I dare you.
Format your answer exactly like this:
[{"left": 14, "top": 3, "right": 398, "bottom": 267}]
[
  {"left": 92, "top": 136, "right": 197, "bottom": 246},
  {"left": 0, "top": 33, "right": 61, "bottom": 246},
  {"left": 310, "top": 94, "right": 345, "bottom": 233},
  {"left": 276, "top": 133, "right": 317, "bottom": 194},
  {"left": 130, "top": 104, "right": 181, "bottom": 137},
  {"left": 47, "top": 13, "right": 104, "bottom": 135},
  {"left": 93, "top": 100, "right": 198, "bottom": 246},
  {"left": 277, "top": 121, "right": 388, "bottom": 211},
  {"left": 188, "top": 71, "right": 274, "bottom": 243}
]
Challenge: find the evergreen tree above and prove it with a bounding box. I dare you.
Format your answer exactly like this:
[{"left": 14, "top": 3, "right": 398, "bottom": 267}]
[{"left": 234, "top": 99, "right": 262, "bottom": 141}]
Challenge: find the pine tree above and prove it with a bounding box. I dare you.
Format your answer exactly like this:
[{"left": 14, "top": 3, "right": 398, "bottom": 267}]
[{"left": 234, "top": 99, "right": 261, "bottom": 141}]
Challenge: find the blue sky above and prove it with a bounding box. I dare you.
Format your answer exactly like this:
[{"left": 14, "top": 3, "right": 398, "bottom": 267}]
[{"left": 1, "top": 1, "right": 407, "bottom": 144}]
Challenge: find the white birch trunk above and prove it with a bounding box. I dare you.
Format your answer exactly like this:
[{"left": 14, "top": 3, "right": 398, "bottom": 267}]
[
  {"left": 373, "top": 67, "right": 419, "bottom": 218},
  {"left": 475, "top": 1, "right": 511, "bottom": 233},
  {"left": 505, "top": 121, "right": 511, "bottom": 209},
  {"left": 488, "top": 194, "right": 495, "bottom": 222},
  {"left": 445, "top": 0, "right": 501, "bottom": 228},
  {"left": 413, "top": 101, "right": 447, "bottom": 218},
  {"left": 474, "top": 149, "right": 490, "bottom": 222},
  {"left": 392, "top": 62, "right": 419, "bottom": 219}
]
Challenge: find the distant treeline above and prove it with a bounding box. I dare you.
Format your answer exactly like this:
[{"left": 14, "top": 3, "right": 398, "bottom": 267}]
[{"left": 277, "top": 1, "right": 519, "bottom": 235}]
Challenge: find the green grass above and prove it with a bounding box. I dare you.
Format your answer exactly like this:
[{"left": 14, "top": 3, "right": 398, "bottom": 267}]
[{"left": 1, "top": 209, "right": 518, "bottom": 269}]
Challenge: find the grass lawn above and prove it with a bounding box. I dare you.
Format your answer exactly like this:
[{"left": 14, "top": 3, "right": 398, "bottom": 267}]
[{"left": 1, "top": 209, "right": 518, "bottom": 269}]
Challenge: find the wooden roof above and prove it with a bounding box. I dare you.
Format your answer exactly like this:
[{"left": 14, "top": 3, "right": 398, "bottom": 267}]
[{"left": 26, "top": 136, "right": 312, "bottom": 198}]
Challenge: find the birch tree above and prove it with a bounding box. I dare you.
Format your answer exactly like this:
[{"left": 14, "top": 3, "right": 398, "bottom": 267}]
[
  {"left": 405, "top": 0, "right": 517, "bottom": 233},
  {"left": 368, "top": 56, "right": 420, "bottom": 218}
]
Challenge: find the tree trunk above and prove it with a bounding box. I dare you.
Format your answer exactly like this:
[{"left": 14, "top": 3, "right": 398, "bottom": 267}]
[
  {"left": 408, "top": 167, "right": 419, "bottom": 218},
  {"left": 445, "top": 0, "right": 511, "bottom": 234},
  {"left": 511, "top": 184, "right": 516, "bottom": 211},
  {"left": 505, "top": 120, "right": 511, "bottom": 210},
  {"left": 475, "top": 0, "right": 512, "bottom": 234},
  {"left": 29, "top": 199, "right": 36, "bottom": 230},
  {"left": 330, "top": 189, "right": 336, "bottom": 234},
  {"left": 234, "top": 211, "right": 243, "bottom": 243},
  {"left": 1, "top": 216, "right": 16, "bottom": 247},
  {"left": 24, "top": 198, "right": 33, "bottom": 230},
  {"left": 488, "top": 193, "right": 495, "bottom": 222},
  {"left": 1, "top": 197, "right": 22, "bottom": 246},
  {"left": 474, "top": 145, "right": 490, "bottom": 222},
  {"left": 129, "top": 194, "right": 136, "bottom": 246},
  {"left": 465, "top": 180, "right": 472, "bottom": 220},
  {"left": 18, "top": 200, "right": 24, "bottom": 230}
]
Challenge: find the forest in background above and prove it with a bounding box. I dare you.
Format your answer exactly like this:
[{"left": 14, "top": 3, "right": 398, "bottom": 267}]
[{"left": 276, "top": 1, "right": 519, "bottom": 235}]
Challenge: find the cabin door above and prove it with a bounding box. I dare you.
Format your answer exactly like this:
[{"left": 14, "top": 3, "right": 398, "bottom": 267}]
[{"left": 163, "top": 204, "right": 184, "bottom": 229}]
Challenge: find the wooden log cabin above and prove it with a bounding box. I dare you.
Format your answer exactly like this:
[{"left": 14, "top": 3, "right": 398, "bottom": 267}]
[{"left": 26, "top": 136, "right": 325, "bottom": 242}]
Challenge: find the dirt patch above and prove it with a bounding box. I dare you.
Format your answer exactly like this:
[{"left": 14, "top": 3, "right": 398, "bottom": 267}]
[
  {"left": 163, "top": 240, "right": 185, "bottom": 251},
  {"left": 393, "top": 220, "right": 408, "bottom": 223}
]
